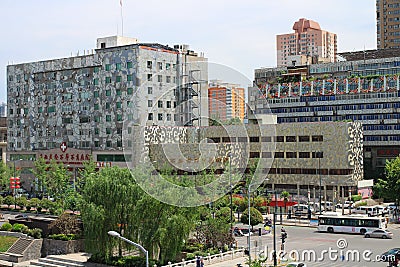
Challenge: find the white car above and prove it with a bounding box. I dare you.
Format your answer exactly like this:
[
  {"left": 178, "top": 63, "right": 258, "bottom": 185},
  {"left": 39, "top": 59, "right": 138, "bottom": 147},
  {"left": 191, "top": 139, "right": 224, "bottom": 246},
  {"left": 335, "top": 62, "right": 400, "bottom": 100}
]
[{"left": 286, "top": 262, "right": 307, "bottom": 267}]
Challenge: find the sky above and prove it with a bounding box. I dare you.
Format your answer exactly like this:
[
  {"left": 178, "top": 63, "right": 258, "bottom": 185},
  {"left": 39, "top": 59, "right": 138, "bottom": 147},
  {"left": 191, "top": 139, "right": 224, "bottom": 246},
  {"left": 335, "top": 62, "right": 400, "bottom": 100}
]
[{"left": 0, "top": 0, "right": 376, "bottom": 103}]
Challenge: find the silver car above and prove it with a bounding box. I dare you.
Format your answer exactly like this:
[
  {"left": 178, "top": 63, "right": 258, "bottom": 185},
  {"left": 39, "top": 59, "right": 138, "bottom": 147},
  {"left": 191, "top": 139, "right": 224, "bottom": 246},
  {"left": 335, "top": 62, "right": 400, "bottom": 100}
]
[{"left": 364, "top": 229, "right": 393, "bottom": 239}]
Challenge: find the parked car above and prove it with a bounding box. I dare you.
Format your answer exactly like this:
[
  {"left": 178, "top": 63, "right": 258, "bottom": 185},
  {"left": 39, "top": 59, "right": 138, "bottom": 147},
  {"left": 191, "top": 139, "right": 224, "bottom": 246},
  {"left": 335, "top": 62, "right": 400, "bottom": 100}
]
[
  {"left": 376, "top": 205, "right": 389, "bottom": 216},
  {"left": 381, "top": 248, "right": 400, "bottom": 266},
  {"left": 364, "top": 229, "right": 393, "bottom": 239},
  {"left": 336, "top": 201, "right": 353, "bottom": 209}
]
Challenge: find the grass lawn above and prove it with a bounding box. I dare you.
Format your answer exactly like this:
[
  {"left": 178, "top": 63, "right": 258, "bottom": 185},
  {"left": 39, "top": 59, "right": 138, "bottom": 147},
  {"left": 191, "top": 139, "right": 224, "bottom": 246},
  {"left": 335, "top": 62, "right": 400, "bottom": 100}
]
[{"left": 0, "top": 236, "right": 18, "bottom": 252}]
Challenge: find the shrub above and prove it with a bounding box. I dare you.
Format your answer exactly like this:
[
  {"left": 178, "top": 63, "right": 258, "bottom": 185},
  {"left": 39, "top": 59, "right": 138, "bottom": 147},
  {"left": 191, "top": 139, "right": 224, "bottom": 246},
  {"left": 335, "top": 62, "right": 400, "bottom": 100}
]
[
  {"left": 240, "top": 207, "right": 263, "bottom": 227},
  {"left": 49, "top": 213, "right": 81, "bottom": 235},
  {"left": 28, "top": 228, "right": 42, "bottom": 239},
  {"left": 186, "top": 253, "right": 195, "bottom": 260},
  {"left": 107, "top": 256, "right": 158, "bottom": 267},
  {"left": 0, "top": 223, "right": 12, "bottom": 231},
  {"left": 11, "top": 223, "right": 28, "bottom": 233},
  {"left": 48, "top": 234, "right": 78, "bottom": 241}
]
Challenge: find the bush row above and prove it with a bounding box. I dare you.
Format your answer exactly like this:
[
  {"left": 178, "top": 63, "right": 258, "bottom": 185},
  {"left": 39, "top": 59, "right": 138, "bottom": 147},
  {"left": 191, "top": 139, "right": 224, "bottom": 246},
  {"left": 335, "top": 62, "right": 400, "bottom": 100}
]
[{"left": 0, "top": 222, "right": 42, "bottom": 239}]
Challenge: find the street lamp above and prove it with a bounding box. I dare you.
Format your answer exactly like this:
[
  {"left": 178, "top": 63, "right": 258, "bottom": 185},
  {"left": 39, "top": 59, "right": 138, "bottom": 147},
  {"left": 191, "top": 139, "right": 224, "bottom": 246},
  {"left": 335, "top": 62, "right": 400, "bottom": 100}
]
[
  {"left": 228, "top": 152, "right": 233, "bottom": 231},
  {"left": 108, "top": 231, "right": 149, "bottom": 267},
  {"left": 265, "top": 179, "right": 278, "bottom": 267}
]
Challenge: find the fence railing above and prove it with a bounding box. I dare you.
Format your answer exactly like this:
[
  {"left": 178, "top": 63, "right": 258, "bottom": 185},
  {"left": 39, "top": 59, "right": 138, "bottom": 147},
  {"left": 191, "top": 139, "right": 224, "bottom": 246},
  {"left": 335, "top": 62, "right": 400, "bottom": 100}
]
[{"left": 160, "top": 248, "right": 245, "bottom": 267}]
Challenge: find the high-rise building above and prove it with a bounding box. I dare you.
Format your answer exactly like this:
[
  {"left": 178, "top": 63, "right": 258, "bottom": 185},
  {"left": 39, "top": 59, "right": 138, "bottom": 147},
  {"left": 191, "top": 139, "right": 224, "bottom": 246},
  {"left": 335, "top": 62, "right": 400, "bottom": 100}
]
[
  {"left": 276, "top": 18, "right": 337, "bottom": 67},
  {"left": 376, "top": 0, "right": 400, "bottom": 49},
  {"left": 208, "top": 80, "right": 245, "bottom": 122},
  {"left": 6, "top": 36, "right": 207, "bottom": 188}
]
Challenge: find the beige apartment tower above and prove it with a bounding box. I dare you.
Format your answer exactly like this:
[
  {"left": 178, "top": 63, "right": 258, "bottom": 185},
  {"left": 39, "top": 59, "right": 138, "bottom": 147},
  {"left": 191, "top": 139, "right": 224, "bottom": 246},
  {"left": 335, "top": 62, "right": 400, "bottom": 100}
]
[
  {"left": 376, "top": 0, "right": 400, "bottom": 49},
  {"left": 276, "top": 18, "right": 337, "bottom": 67}
]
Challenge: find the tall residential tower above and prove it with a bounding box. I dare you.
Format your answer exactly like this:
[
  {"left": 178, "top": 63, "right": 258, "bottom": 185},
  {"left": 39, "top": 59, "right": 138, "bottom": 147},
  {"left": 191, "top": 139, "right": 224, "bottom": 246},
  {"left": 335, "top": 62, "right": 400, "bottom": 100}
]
[
  {"left": 276, "top": 18, "right": 337, "bottom": 67},
  {"left": 377, "top": 0, "right": 400, "bottom": 49}
]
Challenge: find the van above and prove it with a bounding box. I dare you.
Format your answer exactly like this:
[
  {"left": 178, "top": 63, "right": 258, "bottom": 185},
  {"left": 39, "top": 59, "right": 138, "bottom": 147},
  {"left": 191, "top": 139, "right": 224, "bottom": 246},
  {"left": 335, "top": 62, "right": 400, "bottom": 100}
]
[
  {"left": 352, "top": 206, "right": 379, "bottom": 216},
  {"left": 292, "top": 204, "right": 313, "bottom": 217}
]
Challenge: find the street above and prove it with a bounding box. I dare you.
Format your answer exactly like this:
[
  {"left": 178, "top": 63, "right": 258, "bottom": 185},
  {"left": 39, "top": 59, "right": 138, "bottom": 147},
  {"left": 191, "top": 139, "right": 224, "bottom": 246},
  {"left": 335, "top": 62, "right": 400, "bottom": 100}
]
[{"left": 234, "top": 224, "right": 400, "bottom": 267}]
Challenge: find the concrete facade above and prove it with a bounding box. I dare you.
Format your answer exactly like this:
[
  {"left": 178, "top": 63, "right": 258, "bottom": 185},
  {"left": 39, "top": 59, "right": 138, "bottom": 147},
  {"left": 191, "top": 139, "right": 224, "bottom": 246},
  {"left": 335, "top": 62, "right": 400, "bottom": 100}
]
[{"left": 133, "top": 123, "right": 363, "bottom": 189}]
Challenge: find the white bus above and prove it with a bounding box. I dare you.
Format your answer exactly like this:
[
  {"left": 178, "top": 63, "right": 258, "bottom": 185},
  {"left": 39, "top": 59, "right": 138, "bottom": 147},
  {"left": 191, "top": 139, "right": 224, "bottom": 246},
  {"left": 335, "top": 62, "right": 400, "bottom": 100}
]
[{"left": 318, "top": 213, "right": 387, "bottom": 235}]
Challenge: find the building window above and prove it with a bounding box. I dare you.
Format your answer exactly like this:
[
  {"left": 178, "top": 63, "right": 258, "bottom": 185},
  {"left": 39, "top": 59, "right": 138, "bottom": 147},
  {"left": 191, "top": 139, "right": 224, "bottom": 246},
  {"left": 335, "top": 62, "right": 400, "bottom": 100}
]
[
  {"left": 94, "top": 91, "right": 99, "bottom": 97},
  {"left": 158, "top": 113, "right": 163, "bottom": 120},
  {"left": 312, "top": 135, "right": 323, "bottom": 142},
  {"left": 94, "top": 103, "right": 99, "bottom": 110},
  {"left": 127, "top": 75, "right": 133, "bottom": 82},
  {"left": 167, "top": 114, "right": 171, "bottom": 121},
  {"left": 117, "top": 114, "right": 123, "bottom": 121},
  {"left": 117, "top": 140, "right": 122, "bottom": 147},
  {"left": 95, "top": 128, "right": 99, "bottom": 135},
  {"left": 166, "top": 76, "right": 171, "bottom": 83},
  {"left": 94, "top": 78, "right": 99, "bottom": 85},
  {"left": 275, "top": 136, "right": 284, "bottom": 142},
  {"left": 158, "top": 62, "right": 163, "bottom": 70},
  {"left": 166, "top": 101, "right": 171, "bottom": 108},
  {"left": 116, "top": 102, "right": 122, "bottom": 109},
  {"left": 250, "top": 152, "right": 260, "bottom": 158},
  {"left": 127, "top": 88, "right": 133, "bottom": 95},
  {"left": 148, "top": 100, "right": 153, "bottom": 107},
  {"left": 94, "top": 66, "right": 100, "bottom": 73},
  {"left": 286, "top": 152, "right": 297, "bottom": 158},
  {"left": 275, "top": 152, "right": 284, "bottom": 158},
  {"left": 106, "top": 115, "right": 111, "bottom": 122},
  {"left": 147, "top": 74, "right": 152, "bottom": 81},
  {"left": 116, "top": 63, "right": 122, "bottom": 70},
  {"left": 47, "top": 106, "right": 55, "bottom": 113},
  {"left": 286, "top": 136, "right": 296, "bottom": 142},
  {"left": 105, "top": 77, "right": 111, "bottom": 84},
  {"left": 106, "top": 128, "right": 111, "bottom": 134},
  {"left": 312, "top": 152, "right": 324, "bottom": 158},
  {"left": 106, "top": 141, "right": 112, "bottom": 147},
  {"left": 166, "top": 63, "right": 171, "bottom": 70},
  {"left": 299, "top": 136, "right": 310, "bottom": 142},
  {"left": 106, "top": 103, "right": 111, "bottom": 110},
  {"left": 299, "top": 152, "right": 310, "bottom": 158},
  {"left": 148, "top": 113, "right": 153, "bottom": 120},
  {"left": 116, "top": 76, "right": 122, "bottom": 82},
  {"left": 115, "top": 89, "right": 121, "bottom": 96},
  {"left": 94, "top": 116, "right": 100, "bottom": 123},
  {"left": 148, "top": 87, "right": 153, "bottom": 94},
  {"left": 250, "top": 137, "right": 259, "bottom": 143},
  {"left": 157, "top": 75, "right": 162, "bottom": 83},
  {"left": 147, "top": 61, "right": 152, "bottom": 69},
  {"left": 94, "top": 141, "right": 99, "bottom": 147},
  {"left": 158, "top": 100, "right": 163, "bottom": 108},
  {"left": 106, "top": 90, "right": 111, "bottom": 96},
  {"left": 127, "top": 62, "right": 133, "bottom": 68}
]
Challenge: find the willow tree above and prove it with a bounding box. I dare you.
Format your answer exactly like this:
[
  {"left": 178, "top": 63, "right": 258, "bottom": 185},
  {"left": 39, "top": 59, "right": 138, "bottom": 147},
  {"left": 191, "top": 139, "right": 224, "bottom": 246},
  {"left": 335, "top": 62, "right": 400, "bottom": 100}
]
[
  {"left": 81, "top": 166, "right": 141, "bottom": 261},
  {"left": 81, "top": 165, "right": 198, "bottom": 264}
]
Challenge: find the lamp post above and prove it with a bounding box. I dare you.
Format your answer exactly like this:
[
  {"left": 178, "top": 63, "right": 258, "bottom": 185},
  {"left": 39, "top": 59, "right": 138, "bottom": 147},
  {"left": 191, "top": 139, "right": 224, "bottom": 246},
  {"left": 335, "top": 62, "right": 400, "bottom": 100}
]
[
  {"left": 228, "top": 152, "right": 233, "bottom": 231},
  {"left": 108, "top": 231, "right": 149, "bottom": 267},
  {"left": 318, "top": 155, "right": 322, "bottom": 215},
  {"left": 247, "top": 183, "right": 252, "bottom": 265}
]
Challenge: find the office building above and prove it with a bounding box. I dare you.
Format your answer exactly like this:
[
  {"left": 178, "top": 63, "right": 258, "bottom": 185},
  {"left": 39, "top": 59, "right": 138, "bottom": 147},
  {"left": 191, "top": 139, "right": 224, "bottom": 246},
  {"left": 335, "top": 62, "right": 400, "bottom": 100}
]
[
  {"left": 276, "top": 18, "right": 337, "bottom": 67},
  {"left": 376, "top": 0, "right": 400, "bottom": 49},
  {"left": 251, "top": 65, "right": 400, "bottom": 179},
  {"left": 208, "top": 80, "right": 245, "bottom": 122},
  {"left": 138, "top": 122, "right": 362, "bottom": 200}
]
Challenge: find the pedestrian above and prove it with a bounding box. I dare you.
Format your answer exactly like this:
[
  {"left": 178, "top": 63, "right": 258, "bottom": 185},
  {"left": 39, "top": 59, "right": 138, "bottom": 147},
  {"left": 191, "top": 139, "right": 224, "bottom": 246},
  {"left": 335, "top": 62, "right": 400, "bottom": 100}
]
[
  {"left": 200, "top": 257, "right": 204, "bottom": 267},
  {"left": 196, "top": 256, "right": 201, "bottom": 267}
]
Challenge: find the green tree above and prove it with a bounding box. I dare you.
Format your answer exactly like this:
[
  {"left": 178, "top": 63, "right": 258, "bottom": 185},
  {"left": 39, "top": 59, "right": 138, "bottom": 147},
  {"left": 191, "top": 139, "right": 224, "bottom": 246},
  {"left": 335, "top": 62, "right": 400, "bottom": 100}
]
[
  {"left": 374, "top": 156, "right": 400, "bottom": 201},
  {"left": 215, "top": 207, "right": 234, "bottom": 224},
  {"left": 240, "top": 207, "right": 263, "bottom": 229},
  {"left": 280, "top": 191, "right": 290, "bottom": 213},
  {"left": 16, "top": 197, "right": 28, "bottom": 210},
  {"left": 29, "top": 198, "right": 40, "bottom": 213},
  {"left": 0, "top": 162, "right": 13, "bottom": 192},
  {"left": 3, "top": 195, "right": 14, "bottom": 208}
]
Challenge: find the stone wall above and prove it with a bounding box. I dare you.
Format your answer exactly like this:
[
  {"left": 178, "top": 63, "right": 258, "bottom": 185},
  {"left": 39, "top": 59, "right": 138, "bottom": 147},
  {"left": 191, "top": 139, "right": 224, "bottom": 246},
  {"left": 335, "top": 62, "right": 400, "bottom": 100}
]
[{"left": 41, "top": 239, "right": 84, "bottom": 257}]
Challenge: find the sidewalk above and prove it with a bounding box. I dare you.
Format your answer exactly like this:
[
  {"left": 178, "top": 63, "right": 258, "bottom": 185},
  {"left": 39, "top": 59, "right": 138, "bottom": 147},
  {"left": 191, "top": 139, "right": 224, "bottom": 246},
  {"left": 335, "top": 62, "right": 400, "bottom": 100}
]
[{"left": 206, "top": 256, "right": 247, "bottom": 267}]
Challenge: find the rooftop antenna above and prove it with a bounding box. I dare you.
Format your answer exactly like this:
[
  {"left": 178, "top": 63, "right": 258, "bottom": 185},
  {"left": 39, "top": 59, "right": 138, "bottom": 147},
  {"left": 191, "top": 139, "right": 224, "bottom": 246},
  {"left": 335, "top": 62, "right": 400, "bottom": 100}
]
[{"left": 120, "top": 0, "right": 124, "bottom": 36}]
